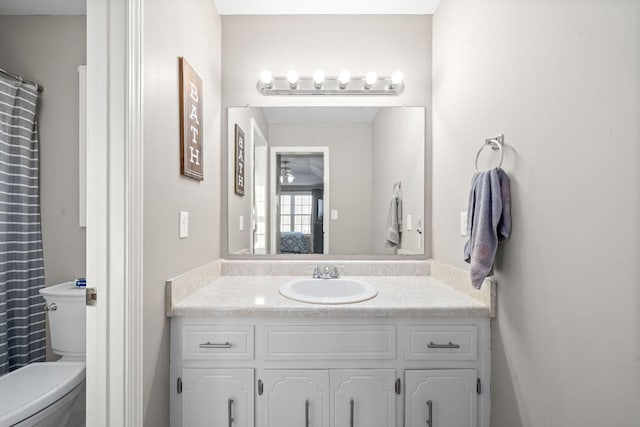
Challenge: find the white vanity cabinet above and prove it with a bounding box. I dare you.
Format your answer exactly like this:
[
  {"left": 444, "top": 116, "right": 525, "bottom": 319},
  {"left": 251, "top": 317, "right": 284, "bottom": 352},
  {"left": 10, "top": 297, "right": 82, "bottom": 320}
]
[
  {"left": 170, "top": 317, "right": 490, "bottom": 427},
  {"left": 259, "top": 369, "right": 329, "bottom": 427},
  {"left": 331, "top": 369, "right": 396, "bottom": 427},
  {"left": 257, "top": 369, "right": 396, "bottom": 427},
  {"left": 405, "top": 369, "right": 478, "bottom": 427},
  {"left": 180, "top": 368, "right": 254, "bottom": 427}
]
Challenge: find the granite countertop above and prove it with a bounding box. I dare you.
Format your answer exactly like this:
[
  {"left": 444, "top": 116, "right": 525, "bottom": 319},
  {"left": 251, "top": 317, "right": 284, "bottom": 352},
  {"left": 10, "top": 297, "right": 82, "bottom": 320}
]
[{"left": 172, "top": 275, "right": 490, "bottom": 318}]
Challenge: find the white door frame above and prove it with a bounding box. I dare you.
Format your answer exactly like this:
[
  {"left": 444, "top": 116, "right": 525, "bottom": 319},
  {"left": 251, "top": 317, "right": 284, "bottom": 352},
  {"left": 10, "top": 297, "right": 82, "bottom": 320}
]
[
  {"left": 86, "top": 0, "right": 143, "bottom": 425},
  {"left": 269, "top": 146, "right": 330, "bottom": 254},
  {"left": 251, "top": 119, "right": 268, "bottom": 255}
]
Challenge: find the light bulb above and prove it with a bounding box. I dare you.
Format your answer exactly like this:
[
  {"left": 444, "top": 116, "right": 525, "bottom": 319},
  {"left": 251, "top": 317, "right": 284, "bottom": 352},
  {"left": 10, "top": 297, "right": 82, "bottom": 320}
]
[
  {"left": 313, "top": 70, "right": 325, "bottom": 89},
  {"left": 338, "top": 70, "right": 350, "bottom": 89},
  {"left": 260, "top": 70, "right": 272, "bottom": 86},
  {"left": 287, "top": 175, "right": 294, "bottom": 184},
  {"left": 365, "top": 72, "right": 377, "bottom": 89},
  {"left": 287, "top": 70, "right": 298, "bottom": 89},
  {"left": 391, "top": 71, "right": 404, "bottom": 87}
]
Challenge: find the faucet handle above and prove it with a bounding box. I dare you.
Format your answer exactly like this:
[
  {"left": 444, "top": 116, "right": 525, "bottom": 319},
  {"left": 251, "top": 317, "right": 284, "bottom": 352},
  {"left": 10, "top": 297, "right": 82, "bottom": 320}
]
[
  {"left": 330, "top": 266, "right": 339, "bottom": 278},
  {"left": 312, "top": 266, "right": 321, "bottom": 278}
]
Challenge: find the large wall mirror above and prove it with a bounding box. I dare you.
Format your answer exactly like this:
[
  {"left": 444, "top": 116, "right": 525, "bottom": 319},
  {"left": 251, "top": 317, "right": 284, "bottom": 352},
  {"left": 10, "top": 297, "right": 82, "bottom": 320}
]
[{"left": 227, "top": 106, "right": 426, "bottom": 256}]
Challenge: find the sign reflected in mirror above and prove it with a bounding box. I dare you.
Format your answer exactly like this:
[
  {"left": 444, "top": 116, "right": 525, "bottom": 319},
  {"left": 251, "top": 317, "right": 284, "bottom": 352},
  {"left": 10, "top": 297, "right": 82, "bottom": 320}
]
[
  {"left": 227, "top": 106, "right": 426, "bottom": 256},
  {"left": 234, "top": 124, "right": 245, "bottom": 196}
]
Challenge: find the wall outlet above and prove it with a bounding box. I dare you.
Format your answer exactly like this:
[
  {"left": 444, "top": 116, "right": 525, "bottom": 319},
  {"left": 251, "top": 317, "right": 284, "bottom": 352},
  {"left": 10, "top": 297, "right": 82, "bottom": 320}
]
[
  {"left": 331, "top": 209, "right": 338, "bottom": 220},
  {"left": 179, "top": 211, "right": 189, "bottom": 239},
  {"left": 239, "top": 215, "right": 244, "bottom": 231},
  {"left": 406, "top": 214, "right": 412, "bottom": 230},
  {"left": 460, "top": 211, "right": 468, "bottom": 237}
]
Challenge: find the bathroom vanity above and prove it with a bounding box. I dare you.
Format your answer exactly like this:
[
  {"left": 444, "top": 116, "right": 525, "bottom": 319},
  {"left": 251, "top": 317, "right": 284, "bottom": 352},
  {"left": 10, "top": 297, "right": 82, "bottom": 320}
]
[{"left": 168, "top": 272, "right": 491, "bottom": 427}]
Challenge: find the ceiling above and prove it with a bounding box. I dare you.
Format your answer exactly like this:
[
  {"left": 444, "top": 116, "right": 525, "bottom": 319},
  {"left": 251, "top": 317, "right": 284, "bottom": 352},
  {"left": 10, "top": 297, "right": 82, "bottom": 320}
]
[
  {"left": 0, "top": 0, "right": 439, "bottom": 16},
  {"left": 214, "top": 0, "right": 440, "bottom": 15},
  {"left": 281, "top": 155, "right": 324, "bottom": 187}
]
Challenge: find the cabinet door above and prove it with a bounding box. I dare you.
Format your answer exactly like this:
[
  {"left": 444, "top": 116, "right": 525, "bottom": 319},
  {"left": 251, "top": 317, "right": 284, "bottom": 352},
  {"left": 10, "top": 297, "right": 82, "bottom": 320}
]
[
  {"left": 405, "top": 369, "right": 477, "bottom": 427},
  {"left": 330, "top": 369, "right": 396, "bottom": 427},
  {"left": 182, "top": 368, "right": 254, "bottom": 427},
  {"left": 259, "top": 370, "right": 329, "bottom": 427}
]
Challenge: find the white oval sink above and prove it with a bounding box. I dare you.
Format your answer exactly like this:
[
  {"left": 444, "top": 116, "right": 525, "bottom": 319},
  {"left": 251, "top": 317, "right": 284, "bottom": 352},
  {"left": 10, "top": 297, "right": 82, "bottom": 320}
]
[{"left": 279, "top": 278, "right": 378, "bottom": 304}]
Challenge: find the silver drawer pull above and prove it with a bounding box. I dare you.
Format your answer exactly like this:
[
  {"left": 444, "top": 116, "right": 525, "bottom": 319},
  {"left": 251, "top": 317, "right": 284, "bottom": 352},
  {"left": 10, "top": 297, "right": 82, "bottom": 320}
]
[
  {"left": 427, "top": 341, "right": 460, "bottom": 349},
  {"left": 305, "top": 399, "right": 309, "bottom": 427},
  {"left": 228, "top": 398, "right": 234, "bottom": 427},
  {"left": 426, "top": 400, "right": 433, "bottom": 427},
  {"left": 349, "top": 398, "right": 354, "bottom": 427},
  {"left": 200, "top": 341, "right": 232, "bottom": 349}
]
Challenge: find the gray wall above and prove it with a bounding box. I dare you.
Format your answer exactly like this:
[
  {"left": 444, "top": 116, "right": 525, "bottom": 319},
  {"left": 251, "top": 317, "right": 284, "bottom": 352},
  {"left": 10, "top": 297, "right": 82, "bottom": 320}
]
[
  {"left": 371, "top": 108, "right": 425, "bottom": 255},
  {"left": 269, "top": 122, "right": 373, "bottom": 254},
  {"left": 221, "top": 15, "right": 433, "bottom": 257},
  {"left": 432, "top": 0, "right": 640, "bottom": 425},
  {"left": 0, "top": 16, "right": 87, "bottom": 361},
  {"left": 0, "top": 16, "right": 87, "bottom": 287},
  {"left": 142, "top": 1, "right": 221, "bottom": 425}
]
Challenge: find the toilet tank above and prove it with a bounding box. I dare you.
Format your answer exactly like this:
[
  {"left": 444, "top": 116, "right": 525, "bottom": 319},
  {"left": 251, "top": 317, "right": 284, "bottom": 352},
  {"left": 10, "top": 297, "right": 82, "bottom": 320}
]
[{"left": 39, "top": 281, "right": 86, "bottom": 360}]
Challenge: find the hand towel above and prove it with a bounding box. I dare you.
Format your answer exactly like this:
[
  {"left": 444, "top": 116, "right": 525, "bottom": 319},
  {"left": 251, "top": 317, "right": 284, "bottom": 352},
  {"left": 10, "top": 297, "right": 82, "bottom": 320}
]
[
  {"left": 464, "top": 167, "right": 511, "bottom": 289},
  {"left": 385, "top": 195, "right": 403, "bottom": 248}
]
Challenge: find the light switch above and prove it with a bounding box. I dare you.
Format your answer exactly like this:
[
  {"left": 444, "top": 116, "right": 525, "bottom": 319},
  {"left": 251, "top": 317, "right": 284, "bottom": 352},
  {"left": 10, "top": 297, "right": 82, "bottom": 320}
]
[
  {"left": 179, "top": 211, "right": 189, "bottom": 239},
  {"left": 239, "top": 215, "right": 244, "bottom": 231},
  {"left": 331, "top": 209, "right": 338, "bottom": 220},
  {"left": 406, "top": 214, "right": 412, "bottom": 230},
  {"left": 460, "top": 211, "right": 468, "bottom": 237}
]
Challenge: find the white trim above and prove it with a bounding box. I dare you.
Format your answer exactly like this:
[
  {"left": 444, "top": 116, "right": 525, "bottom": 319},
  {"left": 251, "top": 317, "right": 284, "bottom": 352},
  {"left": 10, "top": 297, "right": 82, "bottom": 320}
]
[
  {"left": 86, "top": 0, "right": 110, "bottom": 423},
  {"left": 86, "top": 0, "right": 143, "bottom": 424},
  {"left": 269, "top": 146, "right": 330, "bottom": 254},
  {"left": 250, "top": 118, "right": 268, "bottom": 255},
  {"left": 77, "top": 65, "right": 86, "bottom": 228},
  {"left": 247, "top": 122, "right": 255, "bottom": 254},
  {"left": 124, "top": 0, "right": 144, "bottom": 424}
]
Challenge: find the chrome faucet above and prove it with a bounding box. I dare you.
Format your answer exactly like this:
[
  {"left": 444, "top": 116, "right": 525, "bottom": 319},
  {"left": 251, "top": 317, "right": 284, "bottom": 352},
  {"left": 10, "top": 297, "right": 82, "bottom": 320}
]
[
  {"left": 330, "top": 266, "right": 339, "bottom": 278},
  {"left": 312, "top": 265, "right": 339, "bottom": 279}
]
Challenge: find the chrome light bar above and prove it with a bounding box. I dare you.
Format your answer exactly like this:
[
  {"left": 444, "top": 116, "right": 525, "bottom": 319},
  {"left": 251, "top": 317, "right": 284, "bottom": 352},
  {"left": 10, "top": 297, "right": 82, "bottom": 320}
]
[{"left": 256, "top": 73, "right": 405, "bottom": 96}]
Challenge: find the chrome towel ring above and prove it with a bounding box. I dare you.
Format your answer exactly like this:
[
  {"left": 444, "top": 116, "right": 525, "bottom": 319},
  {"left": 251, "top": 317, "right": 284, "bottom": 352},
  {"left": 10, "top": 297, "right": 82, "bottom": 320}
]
[{"left": 475, "top": 134, "right": 504, "bottom": 172}]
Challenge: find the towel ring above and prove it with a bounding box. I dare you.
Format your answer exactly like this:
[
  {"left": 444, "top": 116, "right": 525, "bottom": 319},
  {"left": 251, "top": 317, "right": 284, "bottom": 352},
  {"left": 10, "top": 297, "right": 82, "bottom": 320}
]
[{"left": 475, "top": 134, "right": 504, "bottom": 172}]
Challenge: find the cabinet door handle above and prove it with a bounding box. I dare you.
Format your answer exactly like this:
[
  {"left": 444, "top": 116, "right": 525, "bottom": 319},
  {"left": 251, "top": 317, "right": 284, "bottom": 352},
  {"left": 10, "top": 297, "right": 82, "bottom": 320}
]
[
  {"left": 426, "top": 400, "right": 432, "bottom": 427},
  {"left": 427, "top": 341, "right": 460, "bottom": 349},
  {"left": 350, "top": 398, "right": 354, "bottom": 427},
  {"left": 305, "top": 399, "right": 309, "bottom": 427},
  {"left": 199, "top": 341, "right": 232, "bottom": 349},
  {"left": 228, "top": 398, "right": 234, "bottom": 427}
]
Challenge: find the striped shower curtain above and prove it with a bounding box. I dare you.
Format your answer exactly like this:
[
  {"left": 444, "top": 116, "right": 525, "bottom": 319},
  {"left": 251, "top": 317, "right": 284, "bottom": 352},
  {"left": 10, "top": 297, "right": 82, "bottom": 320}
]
[{"left": 0, "top": 73, "right": 46, "bottom": 374}]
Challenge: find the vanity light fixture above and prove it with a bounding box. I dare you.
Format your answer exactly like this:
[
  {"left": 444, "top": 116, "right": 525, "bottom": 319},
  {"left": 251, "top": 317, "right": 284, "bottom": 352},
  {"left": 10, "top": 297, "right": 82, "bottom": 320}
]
[
  {"left": 364, "top": 71, "right": 378, "bottom": 90},
  {"left": 260, "top": 70, "right": 273, "bottom": 89},
  {"left": 390, "top": 71, "right": 404, "bottom": 89},
  {"left": 256, "top": 69, "right": 405, "bottom": 96},
  {"left": 286, "top": 70, "right": 299, "bottom": 89},
  {"left": 338, "top": 70, "right": 351, "bottom": 90},
  {"left": 313, "top": 70, "right": 325, "bottom": 89}
]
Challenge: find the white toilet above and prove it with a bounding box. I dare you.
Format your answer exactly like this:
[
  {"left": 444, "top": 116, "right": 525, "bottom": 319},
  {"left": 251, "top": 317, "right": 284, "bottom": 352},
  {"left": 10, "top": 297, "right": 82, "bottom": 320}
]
[{"left": 0, "top": 281, "right": 86, "bottom": 427}]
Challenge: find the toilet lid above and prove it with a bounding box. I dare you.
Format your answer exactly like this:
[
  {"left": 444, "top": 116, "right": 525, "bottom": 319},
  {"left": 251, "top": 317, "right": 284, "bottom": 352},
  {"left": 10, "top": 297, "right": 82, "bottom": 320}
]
[{"left": 0, "top": 362, "right": 85, "bottom": 426}]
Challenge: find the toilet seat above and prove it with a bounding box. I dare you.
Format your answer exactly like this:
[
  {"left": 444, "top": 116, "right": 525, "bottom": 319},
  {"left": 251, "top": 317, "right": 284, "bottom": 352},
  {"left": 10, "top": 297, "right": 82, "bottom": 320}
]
[{"left": 0, "top": 362, "right": 85, "bottom": 426}]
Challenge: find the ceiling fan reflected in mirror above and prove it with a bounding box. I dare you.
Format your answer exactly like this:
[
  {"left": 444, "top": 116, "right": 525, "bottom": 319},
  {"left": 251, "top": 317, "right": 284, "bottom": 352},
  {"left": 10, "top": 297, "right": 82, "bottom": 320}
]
[{"left": 280, "top": 160, "right": 295, "bottom": 184}]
